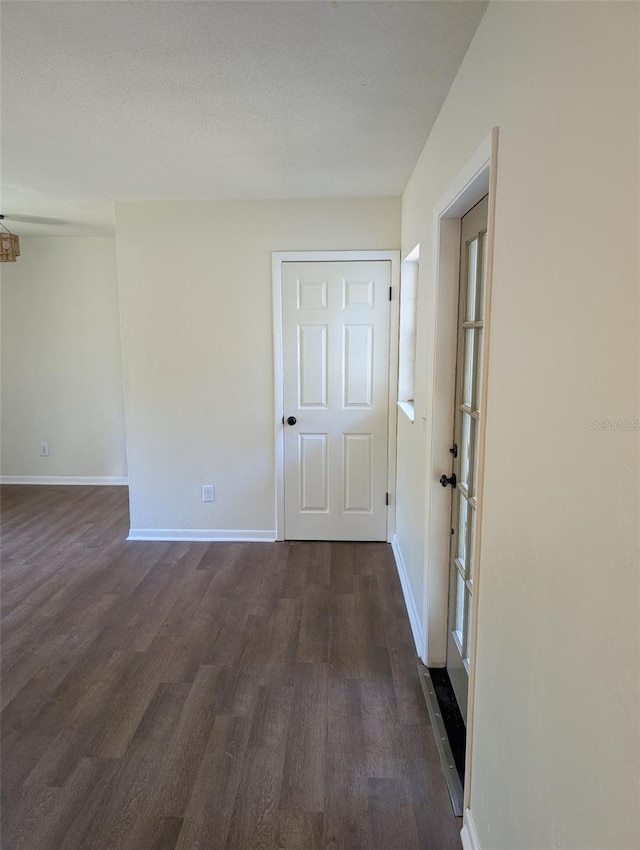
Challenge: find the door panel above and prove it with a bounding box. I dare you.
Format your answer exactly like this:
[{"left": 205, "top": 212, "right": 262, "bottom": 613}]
[
  {"left": 343, "top": 433, "right": 373, "bottom": 512},
  {"left": 298, "top": 279, "right": 327, "bottom": 309},
  {"left": 446, "top": 195, "right": 489, "bottom": 724},
  {"left": 282, "top": 261, "right": 390, "bottom": 541},
  {"left": 298, "top": 324, "right": 328, "bottom": 407},
  {"left": 344, "top": 324, "right": 374, "bottom": 407},
  {"left": 299, "top": 433, "right": 328, "bottom": 512}
]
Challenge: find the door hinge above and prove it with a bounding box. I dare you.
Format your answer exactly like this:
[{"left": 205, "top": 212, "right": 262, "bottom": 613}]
[
  {"left": 451, "top": 527, "right": 455, "bottom": 536},
  {"left": 385, "top": 492, "right": 389, "bottom": 506},
  {"left": 389, "top": 286, "right": 392, "bottom": 301}
]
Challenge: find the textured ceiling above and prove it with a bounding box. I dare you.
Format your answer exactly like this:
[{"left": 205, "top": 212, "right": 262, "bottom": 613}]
[{"left": 1, "top": 0, "right": 487, "bottom": 235}]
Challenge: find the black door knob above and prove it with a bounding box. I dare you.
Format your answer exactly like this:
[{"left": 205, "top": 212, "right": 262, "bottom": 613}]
[
  {"left": 440, "top": 473, "right": 457, "bottom": 488},
  {"left": 287, "top": 416, "right": 297, "bottom": 426}
]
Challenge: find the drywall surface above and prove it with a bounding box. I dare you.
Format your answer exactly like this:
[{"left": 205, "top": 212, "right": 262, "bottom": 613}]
[
  {"left": 399, "top": 2, "right": 639, "bottom": 848},
  {"left": 0, "top": 237, "right": 127, "bottom": 479},
  {"left": 114, "top": 197, "right": 400, "bottom": 533},
  {"left": 394, "top": 412, "right": 426, "bottom": 618}
]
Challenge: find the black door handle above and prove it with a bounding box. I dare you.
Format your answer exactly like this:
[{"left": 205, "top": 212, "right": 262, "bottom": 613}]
[
  {"left": 440, "top": 473, "right": 457, "bottom": 488},
  {"left": 287, "top": 416, "right": 297, "bottom": 426}
]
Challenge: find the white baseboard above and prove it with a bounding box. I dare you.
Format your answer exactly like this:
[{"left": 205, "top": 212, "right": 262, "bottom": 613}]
[
  {"left": 461, "top": 808, "right": 481, "bottom": 850},
  {"left": 127, "top": 528, "right": 277, "bottom": 542},
  {"left": 391, "top": 533, "right": 425, "bottom": 658},
  {"left": 0, "top": 475, "right": 128, "bottom": 486}
]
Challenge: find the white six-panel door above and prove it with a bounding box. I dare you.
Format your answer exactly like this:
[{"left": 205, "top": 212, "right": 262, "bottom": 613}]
[{"left": 282, "top": 261, "right": 390, "bottom": 540}]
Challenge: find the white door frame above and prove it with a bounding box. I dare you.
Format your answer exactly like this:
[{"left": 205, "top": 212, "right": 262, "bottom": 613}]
[
  {"left": 420, "top": 130, "right": 498, "bottom": 809},
  {"left": 272, "top": 250, "right": 400, "bottom": 542}
]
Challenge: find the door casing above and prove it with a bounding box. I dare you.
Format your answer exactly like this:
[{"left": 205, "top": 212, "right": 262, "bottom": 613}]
[
  {"left": 272, "top": 250, "right": 400, "bottom": 543},
  {"left": 421, "top": 130, "right": 498, "bottom": 810}
]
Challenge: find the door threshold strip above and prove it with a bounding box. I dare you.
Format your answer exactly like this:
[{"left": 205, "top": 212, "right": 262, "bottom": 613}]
[{"left": 417, "top": 664, "right": 464, "bottom": 816}]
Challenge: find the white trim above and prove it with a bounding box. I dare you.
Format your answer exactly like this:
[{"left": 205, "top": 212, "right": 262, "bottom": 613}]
[
  {"left": 127, "top": 528, "right": 276, "bottom": 542},
  {"left": 272, "top": 251, "right": 286, "bottom": 541},
  {"left": 460, "top": 808, "right": 481, "bottom": 850},
  {"left": 422, "top": 130, "right": 498, "bottom": 666},
  {"left": 434, "top": 133, "right": 493, "bottom": 221},
  {"left": 419, "top": 128, "right": 499, "bottom": 812},
  {"left": 462, "top": 127, "right": 500, "bottom": 812},
  {"left": 272, "top": 250, "right": 400, "bottom": 543},
  {"left": 0, "top": 475, "right": 128, "bottom": 486},
  {"left": 391, "top": 533, "right": 425, "bottom": 659},
  {"left": 397, "top": 401, "right": 415, "bottom": 423},
  {"left": 402, "top": 243, "right": 420, "bottom": 263},
  {"left": 398, "top": 246, "right": 419, "bottom": 406},
  {"left": 272, "top": 250, "right": 397, "bottom": 264},
  {"left": 387, "top": 254, "right": 400, "bottom": 543}
]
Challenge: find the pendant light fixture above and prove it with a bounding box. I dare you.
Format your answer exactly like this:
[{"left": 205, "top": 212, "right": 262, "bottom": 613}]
[{"left": 0, "top": 215, "right": 20, "bottom": 262}]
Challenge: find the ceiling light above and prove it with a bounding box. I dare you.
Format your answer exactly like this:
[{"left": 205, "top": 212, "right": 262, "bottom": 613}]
[{"left": 0, "top": 215, "right": 20, "bottom": 263}]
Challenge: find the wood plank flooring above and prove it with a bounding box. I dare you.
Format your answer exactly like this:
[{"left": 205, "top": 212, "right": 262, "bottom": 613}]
[{"left": 1, "top": 485, "right": 462, "bottom": 849}]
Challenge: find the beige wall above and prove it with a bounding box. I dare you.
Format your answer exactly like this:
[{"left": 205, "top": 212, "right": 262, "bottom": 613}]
[
  {"left": 0, "top": 237, "right": 127, "bottom": 480},
  {"left": 114, "top": 198, "right": 400, "bottom": 534},
  {"left": 397, "top": 2, "right": 639, "bottom": 848},
  {"left": 398, "top": 2, "right": 640, "bottom": 850}
]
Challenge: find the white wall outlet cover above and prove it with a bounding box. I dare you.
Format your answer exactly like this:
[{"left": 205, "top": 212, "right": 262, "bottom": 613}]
[
  {"left": 202, "top": 485, "right": 215, "bottom": 502},
  {"left": 39, "top": 442, "right": 50, "bottom": 457}
]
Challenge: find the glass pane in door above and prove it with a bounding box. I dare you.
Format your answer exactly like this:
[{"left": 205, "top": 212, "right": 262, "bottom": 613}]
[
  {"left": 465, "top": 238, "right": 478, "bottom": 321},
  {"left": 473, "top": 329, "right": 484, "bottom": 414},
  {"left": 471, "top": 420, "right": 480, "bottom": 497},
  {"left": 479, "top": 230, "right": 488, "bottom": 318},
  {"left": 455, "top": 572, "right": 465, "bottom": 639},
  {"left": 464, "top": 587, "right": 473, "bottom": 666},
  {"left": 459, "top": 413, "right": 473, "bottom": 490},
  {"left": 462, "top": 329, "right": 475, "bottom": 408},
  {"left": 457, "top": 497, "right": 468, "bottom": 566},
  {"left": 468, "top": 507, "right": 476, "bottom": 582}
]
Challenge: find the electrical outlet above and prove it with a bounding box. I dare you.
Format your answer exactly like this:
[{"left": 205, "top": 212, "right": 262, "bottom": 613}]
[
  {"left": 202, "top": 484, "right": 215, "bottom": 503},
  {"left": 39, "top": 442, "right": 49, "bottom": 457}
]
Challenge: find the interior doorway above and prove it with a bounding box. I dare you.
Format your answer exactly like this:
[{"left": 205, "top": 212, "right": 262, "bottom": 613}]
[
  {"left": 272, "top": 251, "right": 400, "bottom": 542},
  {"left": 445, "top": 195, "right": 489, "bottom": 723},
  {"left": 417, "top": 130, "right": 498, "bottom": 821},
  {"left": 281, "top": 260, "right": 391, "bottom": 541}
]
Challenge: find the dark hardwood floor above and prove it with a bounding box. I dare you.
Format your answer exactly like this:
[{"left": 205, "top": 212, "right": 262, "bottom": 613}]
[{"left": 1, "top": 485, "right": 461, "bottom": 849}]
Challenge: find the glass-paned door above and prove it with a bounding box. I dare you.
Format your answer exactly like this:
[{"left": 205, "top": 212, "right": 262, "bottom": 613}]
[{"left": 446, "top": 195, "right": 489, "bottom": 725}]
